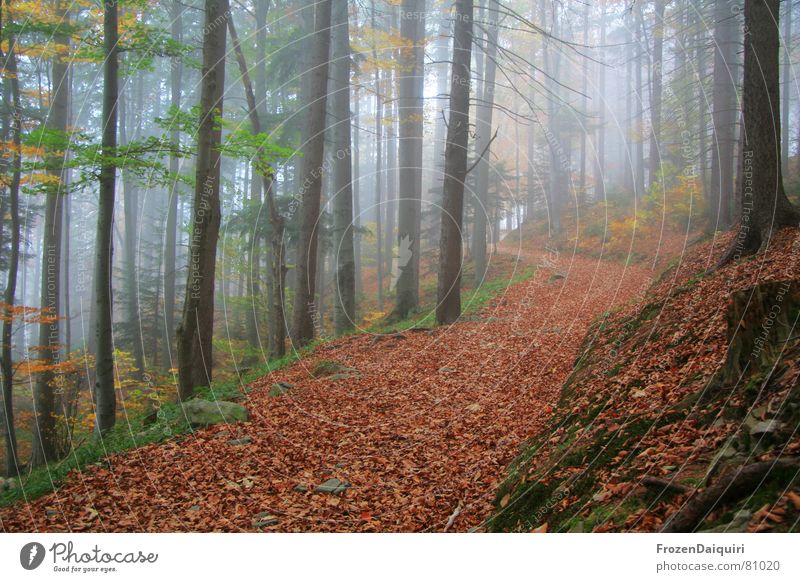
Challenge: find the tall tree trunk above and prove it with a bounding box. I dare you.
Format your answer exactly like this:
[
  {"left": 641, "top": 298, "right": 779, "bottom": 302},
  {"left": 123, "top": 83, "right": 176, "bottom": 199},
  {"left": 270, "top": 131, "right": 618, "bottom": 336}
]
[
  {"left": 163, "top": 0, "right": 182, "bottom": 369},
  {"left": 290, "top": 0, "right": 332, "bottom": 346},
  {"left": 721, "top": 0, "right": 799, "bottom": 265},
  {"left": 595, "top": 0, "right": 607, "bottom": 201},
  {"left": 473, "top": 0, "right": 499, "bottom": 284},
  {"left": 392, "top": 0, "right": 425, "bottom": 321},
  {"left": 649, "top": 0, "right": 665, "bottom": 189},
  {"left": 372, "top": 13, "right": 384, "bottom": 312},
  {"left": 634, "top": 2, "right": 645, "bottom": 197},
  {"left": 120, "top": 78, "right": 145, "bottom": 378},
  {"left": 782, "top": 0, "right": 793, "bottom": 173},
  {"left": 579, "top": 0, "right": 589, "bottom": 205},
  {"left": 437, "top": 0, "right": 473, "bottom": 325},
  {"left": 94, "top": 0, "right": 119, "bottom": 434},
  {"left": 709, "top": 0, "right": 740, "bottom": 231},
  {"left": 30, "top": 2, "right": 69, "bottom": 465},
  {"left": 176, "top": 0, "right": 229, "bottom": 399},
  {"left": 1, "top": 0, "right": 22, "bottom": 476},
  {"left": 353, "top": 88, "right": 362, "bottom": 299},
  {"left": 331, "top": 0, "right": 356, "bottom": 335}
]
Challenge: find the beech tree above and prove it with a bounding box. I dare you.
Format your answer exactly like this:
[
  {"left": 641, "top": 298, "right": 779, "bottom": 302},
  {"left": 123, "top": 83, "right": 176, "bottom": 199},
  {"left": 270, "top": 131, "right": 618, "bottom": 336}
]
[
  {"left": 437, "top": 0, "right": 474, "bottom": 325},
  {"left": 721, "top": 0, "right": 799, "bottom": 264},
  {"left": 176, "top": 0, "right": 229, "bottom": 399}
]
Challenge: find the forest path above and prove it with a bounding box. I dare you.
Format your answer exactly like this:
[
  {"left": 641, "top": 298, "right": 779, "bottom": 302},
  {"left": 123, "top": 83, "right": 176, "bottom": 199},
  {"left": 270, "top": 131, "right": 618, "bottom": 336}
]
[{"left": 1, "top": 243, "right": 656, "bottom": 532}]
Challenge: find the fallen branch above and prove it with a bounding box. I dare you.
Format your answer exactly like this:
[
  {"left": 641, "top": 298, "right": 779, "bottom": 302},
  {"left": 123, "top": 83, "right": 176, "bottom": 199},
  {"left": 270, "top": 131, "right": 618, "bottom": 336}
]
[
  {"left": 642, "top": 475, "right": 693, "bottom": 495},
  {"left": 660, "top": 457, "right": 800, "bottom": 532},
  {"left": 444, "top": 500, "right": 464, "bottom": 532}
]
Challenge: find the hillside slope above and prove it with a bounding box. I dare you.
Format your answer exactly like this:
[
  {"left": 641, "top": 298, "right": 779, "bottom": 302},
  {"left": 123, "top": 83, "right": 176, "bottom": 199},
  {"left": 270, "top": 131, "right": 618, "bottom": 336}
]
[
  {"left": 0, "top": 244, "right": 653, "bottom": 532},
  {"left": 489, "top": 228, "right": 800, "bottom": 532}
]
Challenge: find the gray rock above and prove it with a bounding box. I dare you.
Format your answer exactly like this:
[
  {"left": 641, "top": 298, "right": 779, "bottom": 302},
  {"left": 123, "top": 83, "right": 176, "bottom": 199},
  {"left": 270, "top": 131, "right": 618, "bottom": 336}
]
[
  {"left": 182, "top": 399, "right": 250, "bottom": 427},
  {"left": 228, "top": 436, "right": 252, "bottom": 446},
  {"left": 702, "top": 510, "right": 752, "bottom": 533},
  {"left": 252, "top": 512, "right": 279, "bottom": 528},
  {"left": 293, "top": 484, "right": 308, "bottom": 493},
  {"left": 750, "top": 419, "right": 783, "bottom": 437},
  {"left": 439, "top": 367, "right": 456, "bottom": 374},
  {"left": 268, "top": 382, "right": 293, "bottom": 397},
  {"left": 315, "top": 478, "right": 350, "bottom": 495}
]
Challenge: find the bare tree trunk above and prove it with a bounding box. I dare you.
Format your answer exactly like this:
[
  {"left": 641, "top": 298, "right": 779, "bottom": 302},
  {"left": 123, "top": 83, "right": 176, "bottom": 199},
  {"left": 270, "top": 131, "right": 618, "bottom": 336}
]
[
  {"left": 30, "top": 3, "right": 69, "bottom": 464},
  {"left": 709, "top": 0, "right": 740, "bottom": 231},
  {"left": 595, "top": 0, "right": 607, "bottom": 202},
  {"left": 437, "top": 0, "right": 473, "bottom": 326},
  {"left": 782, "top": 0, "right": 793, "bottom": 173},
  {"left": 721, "top": 0, "right": 799, "bottom": 265},
  {"left": 290, "top": 0, "right": 332, "bottom": 346},
  {"left": 353, "top": 88, "right": 362, "bottom": 299},
  {"left": 163, "top": 0, "right": 182, "bottom": 369},
  {"left": 331, "top": 0, "right": 356, "bottom": 335},
  {"left": 94, "top": 0, "right": 119, "bottom": 433},
  {"left": 648, "top": 0, "right": 665, "bottom": 189},
  {"left": 1, "top": 0, "right": 22, "bottom": 476},
  {"left": 372, "top": 8, "right": 384, "bottom": 312},
  {"left": 120, "top": 78, "right": 145, "bottom": 379},
  {"left": 176, "top": 0, "right": 229, "bottom": 399},
  {"left": 473, "top": 0, "right": 499, "bottom": 284},
  {"left": 392, "top": 0, "right": 425, "bottom": 321}
]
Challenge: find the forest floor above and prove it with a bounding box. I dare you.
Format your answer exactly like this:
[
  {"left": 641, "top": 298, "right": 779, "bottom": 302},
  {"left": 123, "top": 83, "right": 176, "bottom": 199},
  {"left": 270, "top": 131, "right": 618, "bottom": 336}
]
[{"left": 0, "top": 235, "right": 664, "bottom": 532}]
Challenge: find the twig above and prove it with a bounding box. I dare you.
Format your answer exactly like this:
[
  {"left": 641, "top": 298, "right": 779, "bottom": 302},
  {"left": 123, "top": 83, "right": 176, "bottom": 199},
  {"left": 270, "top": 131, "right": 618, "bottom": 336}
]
[
  {"left": 465, "top": 129, "right": 499, "bottom": 175},
  {"left": 444, "top": 500, "right": 464, "bottom": 532}
]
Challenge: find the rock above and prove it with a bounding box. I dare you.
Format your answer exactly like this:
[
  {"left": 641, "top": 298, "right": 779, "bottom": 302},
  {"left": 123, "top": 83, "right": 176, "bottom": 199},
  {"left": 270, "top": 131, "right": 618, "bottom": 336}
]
[
  {"left": 269, "top": 382, "right": 293, "bottom": 397},
  {"left": 326, "top": 370, "right": 361, "bottom": 381},
  {"left": 189, "top": 505, "right": 201, "bottom": 512},
  {"left": 252, "top": 512, "right": 279, "bottom": 528},
  {"left": 315, "top": 478, "right": 350, "bottom": 495},
  {"left": 293, "top": 484, "right": 308, "bottom": 493},
  {"left": 750, "top": 419, "right": 783, "bottom": 438},
  {"left": 465, "top": 403, "right": 481, "bottom": 413},
  {"left": 439, "top": 367, "right": 456, "bottom": 374},
  {"left": 228, "top": 436, "right": 252, "bottom": 446},
  {"left": 312, "top": 360, "right": 359, "bottom": 378},
  {"left": 702, "top": 510, "right": 752, "bottom": 533},
  {"left": 182, "top": 400, "right": 250, "bottom": 427},
  {"left": 549, "top": 272, "right": 566, "bottom": 282}
]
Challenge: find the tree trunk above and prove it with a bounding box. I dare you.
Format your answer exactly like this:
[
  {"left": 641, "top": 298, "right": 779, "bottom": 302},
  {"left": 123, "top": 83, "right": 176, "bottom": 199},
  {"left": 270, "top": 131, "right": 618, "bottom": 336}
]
[
  {"left": 163, "top": 0, "right": 182, "bottom": 369},
  {"left": 595, "top": 0, "right": 607, "bottom": 202},
  {"left": 290, "top": 0, "right": 332, "bottom": 346},
  {"left": 30, "top": 3, "right": 69, "bottom": 464},
  {"left": 94, "top": 0, "right": 119, "bottom": 434},
  {"left": 473, "top": 0, "right": 499, "bottom": 284},
  {"left": 0, "top": 0, "right": 22, "bottom": 476},
  {"left": 331, "top": 0, "right": 356, "bottom": 335},
  {"left": 392, "top": 0, "right": 425, "bottom": 321},
  {"left": 709, "top": 0, "right": 740, "bottom": 231},
  {"left": 436, "top": 0, "right": 473, "bottom": 326},
  {"left": 721, "top": 0, "right": 799, "bottom": 265},
  {"left": 176, "top": 0, "right": 229, "bottom": 399},
  {"left": 648, "top": 0, "right": 665, "bottom": 189},
  {"left": 782, "top": 0, "right": 793, "bottom": 173}
]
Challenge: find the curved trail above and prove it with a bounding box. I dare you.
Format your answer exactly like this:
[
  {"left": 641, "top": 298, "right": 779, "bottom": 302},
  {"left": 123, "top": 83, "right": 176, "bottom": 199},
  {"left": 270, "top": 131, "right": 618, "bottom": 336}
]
[{"left": 1, "top": 246, "right": 654, "bottom": 532}]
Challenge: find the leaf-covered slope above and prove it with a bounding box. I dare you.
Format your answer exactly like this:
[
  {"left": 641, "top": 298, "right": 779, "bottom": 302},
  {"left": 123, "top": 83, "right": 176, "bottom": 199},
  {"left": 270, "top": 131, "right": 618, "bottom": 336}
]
[{"left": 489, "top": 228, "right": 800, "bottom": 532}]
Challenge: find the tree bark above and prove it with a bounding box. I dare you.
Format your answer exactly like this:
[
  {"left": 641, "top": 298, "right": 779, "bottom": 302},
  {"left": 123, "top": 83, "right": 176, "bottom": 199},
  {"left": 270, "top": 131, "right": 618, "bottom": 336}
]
[
  {"left": 473, "top": 0, "right": 499, "bottom": 284},
  {"left": 162, "top": 0, "right": 182, "bottom": 369},
  {"left": 290, "top": 0, "right": 332, "bottom": 346},
  {"left": 0, "top": 0, "right": 23, "bottom": 476},
  {"left": 392, "top": 0, "right": 426, "bottom": 321},
  {"left": 331, "top": 0, "right": 356, "bottom": 335},
  {"left": 648, "top": 0, "right": 665, "bottom": 190},
  {"left": 176, "top": 0, "right": 229, "bottom": 399},
  {"left": 437, "top": 0, "right": 473, "bottom": 326},
  {"left": 94, "top": 0, "right": 119, "bottom": 434},
  {"left": 721, "top": 0, "right": 799, "bottom": 265},
  {"left": 30, "top": 2, "right": 69, "bottom": 465},
  {"left": 709, "top": 0, "right": 740, "bottom": 231}
]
